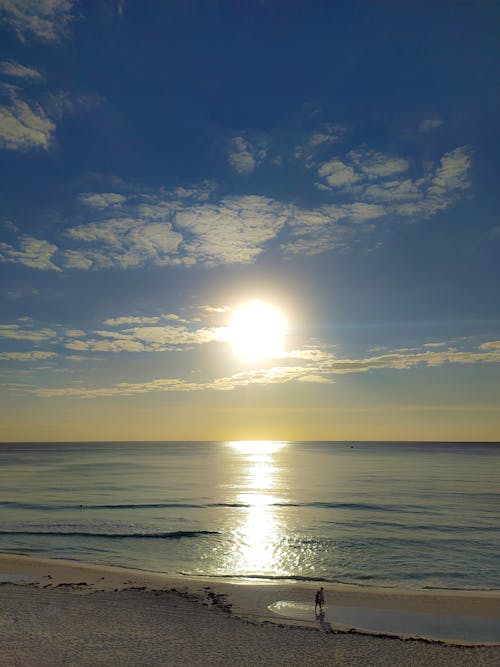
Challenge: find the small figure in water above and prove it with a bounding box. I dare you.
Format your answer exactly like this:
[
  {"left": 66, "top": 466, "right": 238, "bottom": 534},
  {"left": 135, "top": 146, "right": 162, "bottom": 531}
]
[{"left": 314, "top": 586, "right": 324, "bottom": 613}]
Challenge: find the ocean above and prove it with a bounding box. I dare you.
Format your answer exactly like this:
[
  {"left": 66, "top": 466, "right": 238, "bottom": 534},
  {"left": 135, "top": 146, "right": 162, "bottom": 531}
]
[{"left": 0, "top": 441, "right": 498, "bottom": 591}]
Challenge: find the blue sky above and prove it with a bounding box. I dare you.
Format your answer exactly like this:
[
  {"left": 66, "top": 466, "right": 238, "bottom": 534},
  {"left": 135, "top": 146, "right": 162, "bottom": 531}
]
[{"left": 0, "top": 0, "right": 499, "bottom": 441}]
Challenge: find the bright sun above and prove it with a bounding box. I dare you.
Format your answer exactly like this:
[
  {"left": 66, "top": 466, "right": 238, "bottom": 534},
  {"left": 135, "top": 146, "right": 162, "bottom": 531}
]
[{"left": 227, "top": 300, "right": 287, "bottom": 362}]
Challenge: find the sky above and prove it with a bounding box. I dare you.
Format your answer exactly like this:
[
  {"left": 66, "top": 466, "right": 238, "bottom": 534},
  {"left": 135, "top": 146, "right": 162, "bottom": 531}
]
[{"left": 0, "top": 0, "right": 499, "bottom": 442}]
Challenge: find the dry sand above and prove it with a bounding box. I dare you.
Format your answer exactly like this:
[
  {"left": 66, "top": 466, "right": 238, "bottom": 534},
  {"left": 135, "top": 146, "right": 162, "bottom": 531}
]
[{"left": 0, "top": 553, "right": 499, "bottom": 666}]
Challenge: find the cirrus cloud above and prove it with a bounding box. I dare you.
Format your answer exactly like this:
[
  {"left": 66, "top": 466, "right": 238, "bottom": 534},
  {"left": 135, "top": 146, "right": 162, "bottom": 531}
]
[{"left": 0, "top": 0, "right": 77, "bottom": 43}]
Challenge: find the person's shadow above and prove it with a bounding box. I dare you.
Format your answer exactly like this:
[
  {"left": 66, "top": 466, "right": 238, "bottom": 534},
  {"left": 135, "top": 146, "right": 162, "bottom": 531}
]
[{"left": 315, "top": 609, "right": 335, "bottom": 633}]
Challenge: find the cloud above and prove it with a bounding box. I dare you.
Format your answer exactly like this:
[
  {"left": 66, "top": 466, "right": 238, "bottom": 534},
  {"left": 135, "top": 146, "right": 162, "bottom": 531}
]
[
  {"left": 162, "top": 313, "right": 189, "bottom": 323},
  {"left": 0, "top": 60, "right": 42, "bottom": 80},
  {"left": 175, "top": 195, "right": 288, "bottom": 266},
  {"left": 0, "top": 89, "right": 55, "bottom": 150},
  {"left": 19, "top": 337, "right": 500, "bottom": 398},
  {"left": 315, "top": 343, "right": 500, "bottom": 375},
  {"left": 103, "top": 316, "right": 161, "bottom": 326},
  {"left": 0, "top": 350, "right": 56, "bottom": 361},
  {"left": 314, "top": 143, "right": 472, "bottom": 226},
  {"left": 293, "top": 124, "right": 347, "bottom": 167},
  {"left": 0, "top": 65, "right": 101, "bottom": 153},
  {"left": 342, "top": 203, "right": 386, "bottom": 223},
  {"left": 389, "top": 146, "right": 472, "bottom": 220},
  {"left": 8, "top": 188, "right": 270, "bottom": 271},
  {"left": 316, "top": 149, "right": 409, "bottom": 190},
  {"left": 63, "top": 217, "right": 183, "bottom": 270},
  {"left": 487, "top": 226, "right": 500, "bottom": 240},
  {"left": 43, "top": 91, "right": 104, "bottom": 120},
  {"left": 30, "top": 364, "right": 311, "bottom": 398},
  {"left": 62, "top": 250, "right": 94, "bottom": 270},
  {"left": 0, "top": 235, "right": 60, "bottom": 270},
  {"left": 199, "top": 305, "right": 230, "bottom": 314},
  {"left": 64, "top": 329, "right": 85, "bottom": 338},
  {"left": 1, "top": 141, "right": 474, "bottom": 272},
  {"left": 348, "top": 149, "right": 409, "bottom": 178},
  {"left": 168, "top": 181, "right": 216, "bottom": 202},
  {"left": 123, "top": 325, "right": 221, "bottom": 346},
  {"left": 309, "top": 125, "right": 345, "bottom": 149},
  {"left": 363, "top": 179, "right": 421, "bottom": 203},
  {"left": 62, "top": 322, "right": 223, "bottom": 354},
  {"left": 79, "top": 192, "right": 127, "bottom": 208},
  {"left": 227, "top": 135, "right": 268, "bottom": 174},
  {"left": 97, "top": 325, "right": 222, "bottom": 347},
  {"left": 479, "top": 341, "right": 500, "bottom": 351},
  {"left": 282, "top": 202, "right": 383, "bottom": 255},
  {"left": 429, "top": 146, "right": 471, "bottom": 193},
  {"left": 314, "top": 144, "right": 472, "bottom": 228},
  {"left": 64, "top": 337, "right": 150, "bottom": 353},
  {"left": 317, "top": 159, "right": 360, "bottom": 187},
  {"left": 418, "top": 118, "right": 444, "bottom": 133},
  {"left": 0, "top": 323, "right": 57, "bottom": 341},
  {"left": 298, "top": 374, "right": 334, "bottom": 383},
  {"left": 0, "top": 0, "right": 77, "bottom": 43}
]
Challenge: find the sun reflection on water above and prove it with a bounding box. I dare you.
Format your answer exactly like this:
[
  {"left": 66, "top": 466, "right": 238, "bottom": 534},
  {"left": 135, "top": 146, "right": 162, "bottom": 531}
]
[{"left": 223, "top": 440, "right": 295, "bottom": 577}]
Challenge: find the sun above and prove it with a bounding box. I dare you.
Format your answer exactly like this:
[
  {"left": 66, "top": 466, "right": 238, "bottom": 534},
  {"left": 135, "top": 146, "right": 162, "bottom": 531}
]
[{"left": 227, "top": 300, "right": 287, "bottom": 362}]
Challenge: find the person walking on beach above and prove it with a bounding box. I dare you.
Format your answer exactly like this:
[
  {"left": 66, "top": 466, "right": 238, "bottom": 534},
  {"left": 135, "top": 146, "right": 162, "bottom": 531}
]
[{"left": 315, "top": 587, "right": 324, "bottom": 612}]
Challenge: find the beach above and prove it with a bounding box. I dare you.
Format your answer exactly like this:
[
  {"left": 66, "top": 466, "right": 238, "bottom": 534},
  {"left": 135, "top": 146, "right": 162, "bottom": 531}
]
[{"left": 0, "top": 554, "right": 499, "bottom": 666}]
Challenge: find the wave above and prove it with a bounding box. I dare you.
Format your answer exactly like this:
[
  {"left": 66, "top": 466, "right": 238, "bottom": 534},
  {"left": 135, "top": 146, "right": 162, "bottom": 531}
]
[
  {"left": 323, "top": 519, "right": 500, "bottom": 533},
  {"left": 0, "top": 530, "right": 220, "bottom": 539},
  {"left": 176, "top": 572, "right": 420, "bottom": 588},
  {"left": 177, "top": 571, "right": 344, "bottom": 584},
  {"left": 176, "top": 571, "right": 500, "bottom": 592},
  {"left": 0, "top": 501, "right": 212, "bottom": 511},
  {"left": 0, "top": 500, "right": 427, "bottom": 513}
]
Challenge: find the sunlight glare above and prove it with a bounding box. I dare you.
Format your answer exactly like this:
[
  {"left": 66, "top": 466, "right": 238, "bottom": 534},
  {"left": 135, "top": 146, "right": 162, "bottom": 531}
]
[
  {"left": 227, "top": 301, "right": 287, "bottom": 362},
  {"left": 228, "top": 440, "right": 286, "bottom": 457}
]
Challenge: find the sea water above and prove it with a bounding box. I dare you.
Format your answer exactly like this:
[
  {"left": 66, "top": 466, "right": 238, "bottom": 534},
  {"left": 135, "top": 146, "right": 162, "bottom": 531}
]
[{"left": 0, "top": 441, "right": 498, "bottom": 591}]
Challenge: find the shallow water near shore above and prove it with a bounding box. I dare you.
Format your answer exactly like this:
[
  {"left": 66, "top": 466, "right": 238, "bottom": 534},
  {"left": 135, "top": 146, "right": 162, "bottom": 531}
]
[
  {"left": 269, "top": 600, "right": 500, "bottom": 643},
  {"left": 1, "top": 440, "right": 499, "bottom": 591}
]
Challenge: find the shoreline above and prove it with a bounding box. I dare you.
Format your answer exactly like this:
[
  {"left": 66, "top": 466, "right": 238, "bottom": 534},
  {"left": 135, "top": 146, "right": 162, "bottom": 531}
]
[{"left": 0, "top": 552, "right": 498, "bottom": 646}]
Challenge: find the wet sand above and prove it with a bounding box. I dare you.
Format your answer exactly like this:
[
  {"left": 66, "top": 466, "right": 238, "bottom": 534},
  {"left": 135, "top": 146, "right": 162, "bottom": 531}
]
[{"left": 0, "top": 553, "right": 499, "bottom": 666}]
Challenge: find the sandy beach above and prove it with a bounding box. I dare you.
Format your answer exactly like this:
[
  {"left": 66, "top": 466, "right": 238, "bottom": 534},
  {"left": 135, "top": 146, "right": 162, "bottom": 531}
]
[{"left": 0, "top": 553, "right": 499, "bottom": 666}]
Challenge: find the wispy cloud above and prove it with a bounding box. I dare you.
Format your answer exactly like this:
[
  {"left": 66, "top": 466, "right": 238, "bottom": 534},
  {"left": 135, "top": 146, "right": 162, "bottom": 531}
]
[
  {"left": 19, "top": 338, "right": 500, "bottom": 398},
  {"left": 0, "top": 235, "right": 60, "bottom": 270},
  {"left": 292, "top": 124, "right": 347, "bottom": 168},
  {"left": 79, "top": 192, "right": 127, "bottom": 208},
  {"left": 363, "top": 179, "right": 421, "bottom": 203},
  {"left": 61, "top": 319, "right": 223, "bottom": 354},
  {"left": 0, "top": 88, "right": 55, "bottom": 150},
  {"left": 0, "top": 350, "right": 57, "bottom": 361},
  {"left": 418, "top": 118, "right": 444, "bottom": 133},
  {"left": 103, "top": 316, "right": 162, "bottom": 326},
  {"left": 0, "top": 60, "right": 42, "bottom": 80},
  {"left": 0, "top": 0, "right": 77, "bottom": 43}
]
